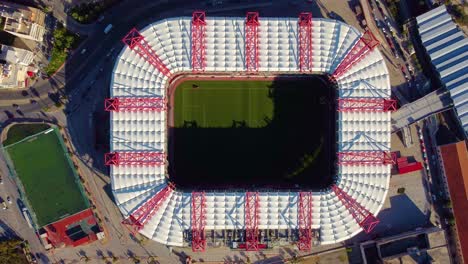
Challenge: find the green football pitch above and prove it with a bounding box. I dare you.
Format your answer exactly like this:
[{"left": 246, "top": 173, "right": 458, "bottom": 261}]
[
  {"left": 171, "top": 78, "right": 336, "bottom": 190},
  {"left": 174, "top": 81, "right": 274, "bottom": 128},
  {"left": 5, "top": 128, "right": 89, "bottom": 227}
]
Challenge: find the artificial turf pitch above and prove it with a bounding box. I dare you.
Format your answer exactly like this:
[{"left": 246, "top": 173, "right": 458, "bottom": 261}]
[
  {"left": 5, "top": 129, "right": 89, "bottom": 227},
  {"left": 171, "top": 78, "right": 335, "bottom": 190}
]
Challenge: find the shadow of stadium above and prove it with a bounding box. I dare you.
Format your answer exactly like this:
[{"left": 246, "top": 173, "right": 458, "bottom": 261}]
[{"left": 169, "top": 76, "right": 336, "bottom": 191}]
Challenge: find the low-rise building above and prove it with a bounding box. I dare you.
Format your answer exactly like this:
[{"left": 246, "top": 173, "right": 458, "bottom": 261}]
[
  {"left": 359, "top": 227, "right": 450, "bottom": 264},
  {"left": 0, "top": 1, "right": 46, "bottom": 42},
  {"left": 0, "top": 44, "right": 34, "bottom": 88},
  {"left": 416, "top": 6, "right": 468, "bottom": 137},
  {"left": 438, "top": 140, "right": 468, "bottom": 263}
]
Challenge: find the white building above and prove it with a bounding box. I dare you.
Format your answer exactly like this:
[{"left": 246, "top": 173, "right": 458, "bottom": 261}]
[
  {"left": 110, "top": 16, "right": 392, "bottom": 247},
  {"left": 0, "top": 44, "right": 33, "bottom": 88},
  {"left": 0, "top": 1, "right": 46, "bottom": 42}
]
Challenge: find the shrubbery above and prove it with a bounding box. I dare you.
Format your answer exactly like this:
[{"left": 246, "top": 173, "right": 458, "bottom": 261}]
[
  {"left": 44, "top": 25, "right": 79, "bottom": 76},
  {"left": 69, "top": 0, "right": 119, "bottom": 24}
]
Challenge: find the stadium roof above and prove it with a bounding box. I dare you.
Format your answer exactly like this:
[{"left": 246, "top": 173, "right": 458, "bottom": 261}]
[
  {"left": 416, "top": 5, "right": 468, "bottom": 137},
  {"left": 438, "top": 141, "right": 468, "bottom": 263},
  {"left": 110, "top": 16, "right": 392, "bottom": 247}
]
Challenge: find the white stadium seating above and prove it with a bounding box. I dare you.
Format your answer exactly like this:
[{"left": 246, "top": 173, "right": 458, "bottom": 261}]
[{"left": 110, "top": 16, "right": 391, "bottom": 247}]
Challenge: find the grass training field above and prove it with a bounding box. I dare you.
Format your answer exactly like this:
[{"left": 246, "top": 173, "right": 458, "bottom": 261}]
[
  {"left": 171, "top": 77, "right": 336, "bottom": 190},
  {"left": 5, "top": 128, "right": 88, "bottom": 227}
]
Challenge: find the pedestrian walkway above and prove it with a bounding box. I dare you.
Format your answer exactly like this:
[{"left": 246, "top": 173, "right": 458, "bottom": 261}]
[{"left": 392, "top": 88, "right": 453, "bottom": 132}]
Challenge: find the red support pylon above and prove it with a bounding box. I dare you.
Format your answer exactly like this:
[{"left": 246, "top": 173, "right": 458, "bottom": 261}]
[
  {"left": 191, "top": 11, "right": 206, "bottom": 72},
  {"left": 245, "top": 12, "right": 259, "bottom": 72},
  {"left": 104, "top": 97, "right": 167, "bottom": 112},
  {"left": 297, "top": 192, "right": 313, "bottom": 251},
  {"left": 331, "top": 185, "right": 380, "bottom": 233},
  {"left": 122, "top": 183, "right": 174, "bottom": 232},
  {"left": 122, "top": 28, "right": 172, "bottom": 77},
  {"left": 245, "top": 191, "right": 260, "bottom": 251},
  {"left": 338, "top": 98, "right": 397, "bottom": 112},
  {"left": 104, "top": 152, "right": 166, "bottom": 166},
  {"left": 338, "top": 151, "right": 394, "bottom": 166},
  {"left": 191, "top": 192, "right": 207, "bottom": 252},
  {"left": 298, "top": 12, "right": 313, "bottom": 72},
  {"left": 332, "top": 30, "right": 379, "bottom": 78}
]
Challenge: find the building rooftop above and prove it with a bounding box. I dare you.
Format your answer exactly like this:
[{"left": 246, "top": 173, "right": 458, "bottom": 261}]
[
  {"left": 439, "top": 140, "right": 468, "bottom": 262},
  {"left": 0, "top": 1, "right": 45, "bottom": 41},
  {"left": 360, "top": 227, "right": 449, "bottom": 264},
  {"left": 0, "top": 44, "right": 34, "bottom": 66},
  {"left": 416, "top": 5, "right": 468, "bottom": 137}
]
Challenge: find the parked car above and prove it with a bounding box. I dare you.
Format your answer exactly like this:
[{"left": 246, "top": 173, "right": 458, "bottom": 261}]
[{"left": 7, "top": 196, "right": 12, "bottom": 204}]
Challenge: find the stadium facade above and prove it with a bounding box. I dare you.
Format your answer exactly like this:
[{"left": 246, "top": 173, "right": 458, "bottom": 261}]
[{"left": 107, "top": 13, "right": 393, "bottom": 250}]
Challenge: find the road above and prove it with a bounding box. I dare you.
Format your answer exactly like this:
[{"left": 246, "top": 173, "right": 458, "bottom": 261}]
[
  {"left": 0, "top": 155, "right": 47, "bottom": 262},
  {"left": 363, "top": 0, "right": 427, "bottom": 101}
]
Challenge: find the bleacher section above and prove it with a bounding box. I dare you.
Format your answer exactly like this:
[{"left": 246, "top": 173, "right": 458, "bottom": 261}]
[{"left": 110, "top": 16, "right": 392, "bottom": 246}]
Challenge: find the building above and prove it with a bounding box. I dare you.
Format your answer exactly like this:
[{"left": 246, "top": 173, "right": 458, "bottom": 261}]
[
  {"left": 359, "top": 227, "right": 450, "bottom": 264},
  {"left": 438, "top": 140, "right": 468, "bottom": 263},
  {"left": 107, "top": 14, "right": 393, "bottom": 250},
  {"left": 0, "top": 1, "right": 46, "bottom": 42},
  {"left": 416, "top": 6, "right": 468, "bottom": 137},
  {"left": 0, "top": 44, "right": 33, "bottom": 88}
]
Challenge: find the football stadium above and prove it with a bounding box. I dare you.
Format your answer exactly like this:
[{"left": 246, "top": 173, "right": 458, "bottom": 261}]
[{"left": 106, "top": 12, "right": 394, "bottom": 251}]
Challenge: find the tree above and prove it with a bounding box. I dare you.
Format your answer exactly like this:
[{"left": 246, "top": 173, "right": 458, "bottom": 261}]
[
  {"left": 449, "top": 217, "right": 456, "bottom": 226},
  {"left": 445, "top": 200, "right": 452, "bottom": 208},
  {"left": 0, "top": 239, "right": 28, "bottom": 264},
  {"left": 65, "top": 36, "right": 75, "bottom": 49},
  {"left": 147, "top": 256, "right": 158, "bottom": 264}
]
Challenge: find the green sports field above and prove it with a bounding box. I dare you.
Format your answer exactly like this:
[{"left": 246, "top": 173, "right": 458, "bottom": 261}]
[
  {"left": 171, "top": 78, "right": 336, "bottom": 190},
  {"left": 175, "top": 81, "right": 274, "bottom": 128},
  {"left": 5, "top": 128, "right": 89, "bottom": 227}
]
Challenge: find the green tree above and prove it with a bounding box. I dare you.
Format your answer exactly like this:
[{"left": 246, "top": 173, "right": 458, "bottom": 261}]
[
  {"left": 445, "top": 200, "right": 452, "bottom": 208},
  {"left": 64, "top": 35, "right": 75, "bottom": 49},
  {"left": 449, "top": 217, "right": 456, "bottom": 226},
  {"left": 0, "top": 239, "right": 28, "bottom": 264}
]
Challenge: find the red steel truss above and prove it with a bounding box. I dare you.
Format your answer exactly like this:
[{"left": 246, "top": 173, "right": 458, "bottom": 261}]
[
  {"left": 338, "top": 98, "right": 397, "bottom": 112},
  {"left": 332, "top": 30, "right": 379, "bottom": 78},
  {"left": 191, "top": 192, "right": 207, "bottom": 252},
  {"left": 122, "top": 183, "right": 174, "bottom": 232},
  {"left": 104, "top": 152, "right": 165, "bottom": 166},
  {"left": 122, "top": 28, "right": 172, "bottom": 77},
  {"left": 297, "top": 192, "right": 313, "bottom": 251},
  {"left": 245, "top": 12, "right": 259, "bottom": 72},
  {"left": 104, "top": 97, "right": 166, "bottom": 112},
  {"left": 332, "top": 185, "right": 380, "bottom": 233},
  {"left": 245, "top": 191, "right": 260, "bottom": 251},
  {"left": 191, "top": 11, "right": 206, "bottom": 72},
  {"left": 298, "top": 12, "right": 313, "bottom": 72},
  {"left": 338, "top": 151, "right": 394, "bottom": 166}
]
